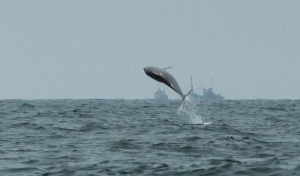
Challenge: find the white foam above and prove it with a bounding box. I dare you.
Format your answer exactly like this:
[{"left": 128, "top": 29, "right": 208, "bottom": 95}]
[{"left": 177, "top": 95, "right": 212, "bottom": 125}]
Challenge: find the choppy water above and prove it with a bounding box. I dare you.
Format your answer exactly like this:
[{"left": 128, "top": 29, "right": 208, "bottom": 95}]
[{"left": 1, "top": 98, "right": 300, "bottom": 176}]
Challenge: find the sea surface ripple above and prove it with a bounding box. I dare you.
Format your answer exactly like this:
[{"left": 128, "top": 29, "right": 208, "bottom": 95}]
[{"left": 1, "top": 99, "right": 300, "bottom": 176}]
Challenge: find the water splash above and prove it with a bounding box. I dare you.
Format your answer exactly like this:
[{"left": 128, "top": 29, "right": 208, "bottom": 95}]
[{"left": 177, "top": 95, "right": 212, "bottom": 125}]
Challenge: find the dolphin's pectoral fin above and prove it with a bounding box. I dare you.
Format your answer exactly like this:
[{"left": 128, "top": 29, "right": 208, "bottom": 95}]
[{"left": 163, "top": 66, "right": 173, "bottom": 70}]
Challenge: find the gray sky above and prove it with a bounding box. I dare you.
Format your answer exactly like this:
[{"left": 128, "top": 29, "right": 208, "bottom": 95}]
[{"left": 1, "top": 1, "right": 300, "bottom": 100}]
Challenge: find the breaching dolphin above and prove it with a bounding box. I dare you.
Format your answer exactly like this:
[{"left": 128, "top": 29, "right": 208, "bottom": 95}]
[{"left": 143, "top": 66, "right": 192, "bottom": 103}]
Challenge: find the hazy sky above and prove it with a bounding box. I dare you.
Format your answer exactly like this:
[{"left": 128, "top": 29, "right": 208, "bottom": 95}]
[{"left": 1, "top": 1, "right": 299, "bottom": 100}]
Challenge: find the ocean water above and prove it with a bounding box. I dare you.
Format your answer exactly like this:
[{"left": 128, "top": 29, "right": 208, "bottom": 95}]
[{"left": 1, "top": 98, "right": 300, "bottom": 176}]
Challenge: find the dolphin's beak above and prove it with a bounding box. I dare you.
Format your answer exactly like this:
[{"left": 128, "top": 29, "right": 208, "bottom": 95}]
[{"left": 143, "top": 67, "right": 148, "bottom": 73}]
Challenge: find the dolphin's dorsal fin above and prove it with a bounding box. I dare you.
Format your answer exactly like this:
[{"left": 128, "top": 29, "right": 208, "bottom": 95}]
[{"left": 163, "top": 66, "right": 173, "bottom": 70}]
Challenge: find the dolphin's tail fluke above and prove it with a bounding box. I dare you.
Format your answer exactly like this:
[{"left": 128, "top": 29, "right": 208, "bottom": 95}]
[{"left": 179, "top": 88, "right": 193, "bottom": 107}]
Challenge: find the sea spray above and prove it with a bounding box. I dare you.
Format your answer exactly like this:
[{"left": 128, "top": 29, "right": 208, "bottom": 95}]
[{"left": 177, "top": 95, "right": 212, "bottom": 124}]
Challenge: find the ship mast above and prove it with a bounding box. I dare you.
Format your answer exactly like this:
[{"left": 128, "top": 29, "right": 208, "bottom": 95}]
[{"left": 191, "top": 77, "right": 194, "bottom": 94}]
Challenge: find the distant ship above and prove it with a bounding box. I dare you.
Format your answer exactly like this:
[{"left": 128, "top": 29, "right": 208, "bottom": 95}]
[
  {"left": 189, "top": 77, "right": 224, "bottom": 101},
  {"left": 154, "top": 87, "right": 168, "bottom": 100}
]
